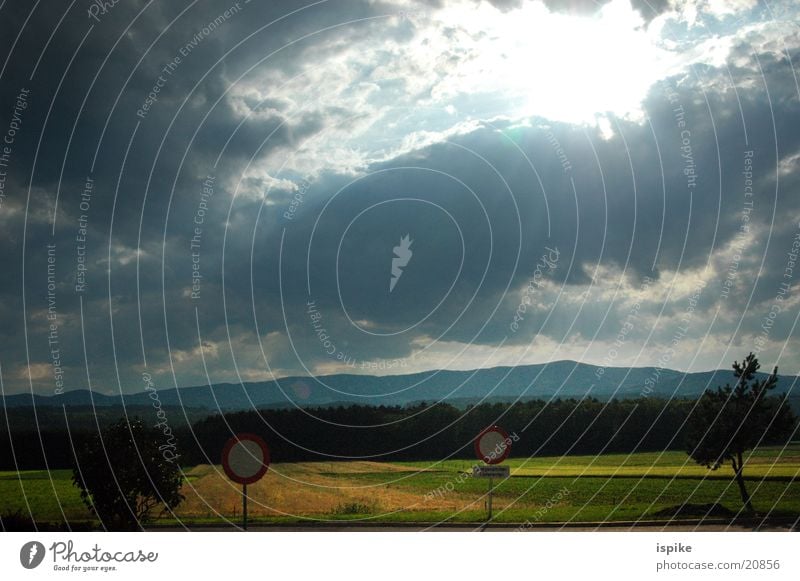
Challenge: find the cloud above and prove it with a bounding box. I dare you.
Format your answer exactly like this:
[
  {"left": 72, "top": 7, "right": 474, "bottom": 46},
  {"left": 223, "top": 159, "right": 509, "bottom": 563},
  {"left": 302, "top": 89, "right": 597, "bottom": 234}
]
[{"left": 1, "top": 0, "right": 799, "bottom": 396}]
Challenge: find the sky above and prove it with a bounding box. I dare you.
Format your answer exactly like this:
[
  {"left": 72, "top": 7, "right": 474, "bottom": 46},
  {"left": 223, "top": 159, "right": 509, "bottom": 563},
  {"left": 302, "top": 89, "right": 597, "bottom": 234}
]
[{"left": 1, "top": 0, "right": 799, "bottom": 396}]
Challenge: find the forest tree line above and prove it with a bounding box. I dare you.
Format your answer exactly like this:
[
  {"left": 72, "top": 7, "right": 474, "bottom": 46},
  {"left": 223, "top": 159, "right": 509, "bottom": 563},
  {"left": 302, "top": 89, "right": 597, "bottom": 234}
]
[{"left": 3, "top": 395, "right": 795, "bottom": 470}]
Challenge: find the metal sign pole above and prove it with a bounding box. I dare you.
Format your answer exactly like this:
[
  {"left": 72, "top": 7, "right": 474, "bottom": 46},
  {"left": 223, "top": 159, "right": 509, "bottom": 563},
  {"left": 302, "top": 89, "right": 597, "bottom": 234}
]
[
  {"left": 242, "top": 483, "right": 248, "bottom": 530},
  {"left": 488, "top": 477, "right": 493, "bottom": 521}
]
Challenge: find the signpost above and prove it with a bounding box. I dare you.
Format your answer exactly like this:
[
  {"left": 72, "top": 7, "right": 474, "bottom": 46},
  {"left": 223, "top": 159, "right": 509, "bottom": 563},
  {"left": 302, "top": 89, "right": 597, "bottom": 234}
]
[
  {"left": 221, "top": 433, "right": 270, "bottom": 530},
  {"left": 474, "top": 426, "right": 512, "bottom": 521}
]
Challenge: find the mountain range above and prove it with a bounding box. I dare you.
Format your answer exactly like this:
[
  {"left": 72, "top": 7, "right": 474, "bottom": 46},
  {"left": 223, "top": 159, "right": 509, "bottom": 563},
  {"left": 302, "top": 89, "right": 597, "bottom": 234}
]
[{"left": 3, "top": 360, "right": 798, "bottom": 412}]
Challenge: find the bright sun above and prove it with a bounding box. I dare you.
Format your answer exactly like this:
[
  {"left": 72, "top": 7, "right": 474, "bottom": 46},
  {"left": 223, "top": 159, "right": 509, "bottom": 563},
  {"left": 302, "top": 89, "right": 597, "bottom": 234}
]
[{"left": 434, "top": 0, "right": 675, "bottom": 130}]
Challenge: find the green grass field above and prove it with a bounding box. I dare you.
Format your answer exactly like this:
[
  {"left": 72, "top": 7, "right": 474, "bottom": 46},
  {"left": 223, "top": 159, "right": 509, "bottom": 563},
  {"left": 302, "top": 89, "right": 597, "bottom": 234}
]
[{"left": 2, "top": 447, "right": 799, "bottom": 528}]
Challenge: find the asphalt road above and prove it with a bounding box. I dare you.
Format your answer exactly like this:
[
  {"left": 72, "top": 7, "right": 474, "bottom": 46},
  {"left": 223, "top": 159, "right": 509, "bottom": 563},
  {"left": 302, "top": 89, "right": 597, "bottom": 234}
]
[{"left": 154, "top": 518, "right": 799, "bottom": 532}]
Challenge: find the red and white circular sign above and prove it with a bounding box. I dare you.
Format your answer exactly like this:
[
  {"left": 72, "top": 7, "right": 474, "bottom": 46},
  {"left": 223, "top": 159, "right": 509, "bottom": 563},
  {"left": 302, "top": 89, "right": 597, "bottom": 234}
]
[
  {"left": 474, "top": 426, "right": 511, "bottom": 465},
  {"left": 221, "top": 433, "right": 270, "bottom": 485}
]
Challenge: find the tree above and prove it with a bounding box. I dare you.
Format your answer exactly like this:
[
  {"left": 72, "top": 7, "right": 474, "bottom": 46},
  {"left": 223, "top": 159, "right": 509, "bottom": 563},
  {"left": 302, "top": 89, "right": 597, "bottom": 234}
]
[
  {"left": 685, "top": 353, "right": 796, "bottom": 513},
  {"left": 72, "top": 418, "right": 184, "bottom": 530}
]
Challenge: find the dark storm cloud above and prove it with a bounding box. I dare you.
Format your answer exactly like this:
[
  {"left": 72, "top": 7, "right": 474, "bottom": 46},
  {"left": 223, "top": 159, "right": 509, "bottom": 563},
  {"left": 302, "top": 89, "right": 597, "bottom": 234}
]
[
  {"left": 1, "top": 0, "right": 799, "bottom": 394},
  {"left": 0, "top": 0, "right": 405, "bottom": 391}
]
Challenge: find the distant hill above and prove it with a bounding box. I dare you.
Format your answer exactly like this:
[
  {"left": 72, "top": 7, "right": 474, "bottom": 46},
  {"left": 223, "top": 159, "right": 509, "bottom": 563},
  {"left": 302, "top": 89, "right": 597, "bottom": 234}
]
[{"left": 3, "top": 360, "right": 798, "bottom": 412}]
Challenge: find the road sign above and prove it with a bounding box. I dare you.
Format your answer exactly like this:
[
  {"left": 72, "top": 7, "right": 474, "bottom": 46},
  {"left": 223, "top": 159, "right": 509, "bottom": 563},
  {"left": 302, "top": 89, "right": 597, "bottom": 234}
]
[
  {"left": 222, "top": 433, "right": 271, "bottom": 484},
  {"left": 473, "top": 426, "right": 512, "bottom": 521},
  {"left": 474, "top": 425, "right": 512, "bottom": 465},
  {"left": 473, "top": 465, "right": 510, "bottom": 478},
  {"left": 221, "top": 433, "right": 270, "bottom": 531}
]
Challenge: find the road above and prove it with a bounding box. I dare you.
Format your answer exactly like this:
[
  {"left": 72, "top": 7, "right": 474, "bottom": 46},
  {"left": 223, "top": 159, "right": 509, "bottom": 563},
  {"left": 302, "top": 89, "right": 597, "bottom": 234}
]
[{"left": 153, "top": 517, "right": 798, "bottom": 532}]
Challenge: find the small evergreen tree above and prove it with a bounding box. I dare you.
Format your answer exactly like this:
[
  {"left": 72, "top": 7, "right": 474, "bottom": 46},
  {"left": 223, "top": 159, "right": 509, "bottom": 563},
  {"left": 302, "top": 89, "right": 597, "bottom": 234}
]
[{"left": 685, "top": 353, "right": 795, "bottom": 513}]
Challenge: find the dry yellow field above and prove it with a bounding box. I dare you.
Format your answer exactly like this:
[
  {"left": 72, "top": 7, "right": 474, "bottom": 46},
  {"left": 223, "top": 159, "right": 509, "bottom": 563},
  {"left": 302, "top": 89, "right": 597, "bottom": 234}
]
[{"left": 176, "top": 462, "right": 477, "bottom": 520}]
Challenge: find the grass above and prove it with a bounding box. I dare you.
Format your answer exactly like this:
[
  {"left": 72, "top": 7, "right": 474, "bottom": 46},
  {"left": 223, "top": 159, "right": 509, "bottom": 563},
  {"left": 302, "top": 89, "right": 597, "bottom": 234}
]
[
  {"left": 331, "top": 501, "right": 377, "bottom": 515},
  {"left": 0, "top": 469, "right": 91, "bottom": 526},
  {"left": 396, "top": 448, "right": 800, "bottom": 478},
  {"left": 2, "top": 446, "right": 799, "bottom": 528}
]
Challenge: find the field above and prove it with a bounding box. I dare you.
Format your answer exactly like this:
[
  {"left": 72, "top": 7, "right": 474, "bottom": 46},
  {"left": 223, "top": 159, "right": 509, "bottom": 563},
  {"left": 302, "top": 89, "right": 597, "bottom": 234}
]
[{"left": 2, "top": 447, "right": 799, "bottom": 528}]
